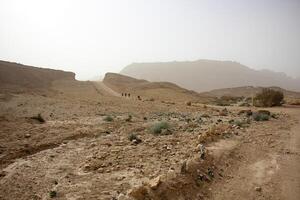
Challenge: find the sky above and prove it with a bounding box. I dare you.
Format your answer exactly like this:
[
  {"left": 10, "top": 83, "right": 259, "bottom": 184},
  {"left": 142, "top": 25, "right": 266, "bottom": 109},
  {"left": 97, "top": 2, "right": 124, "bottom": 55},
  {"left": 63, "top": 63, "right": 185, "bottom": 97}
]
[{"left": 0, "top": 0, "right": 300, "bottom": 80}]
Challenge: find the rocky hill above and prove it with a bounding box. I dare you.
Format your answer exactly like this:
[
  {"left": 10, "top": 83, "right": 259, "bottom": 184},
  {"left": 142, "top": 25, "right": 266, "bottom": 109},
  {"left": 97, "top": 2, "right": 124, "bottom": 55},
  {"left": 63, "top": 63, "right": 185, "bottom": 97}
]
[
  {"left": 0, "top": 60, "right": 75, "bottom": 93},
  {"left": 121, "top": 60, "right": 300, "bottom": 92}
]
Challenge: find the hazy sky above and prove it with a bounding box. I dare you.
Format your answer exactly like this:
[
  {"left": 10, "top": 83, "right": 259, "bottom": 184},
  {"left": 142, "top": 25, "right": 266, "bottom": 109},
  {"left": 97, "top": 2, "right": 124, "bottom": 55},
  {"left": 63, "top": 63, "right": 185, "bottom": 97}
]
[{"left": 1, "top": 0, "right": 300, "bottom": 80}]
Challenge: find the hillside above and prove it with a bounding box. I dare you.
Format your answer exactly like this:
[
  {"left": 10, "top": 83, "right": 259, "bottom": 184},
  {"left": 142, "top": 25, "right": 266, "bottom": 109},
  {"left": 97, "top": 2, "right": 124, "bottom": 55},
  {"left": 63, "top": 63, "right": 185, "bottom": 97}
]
[
  {"left": 103, "top": 72, "right": 212, "bottom": 102},
  {"left": 0, "top": 60, "right": 75, "bottom": 93},
  {"left": 121, "top": 60, "right": 300, "bottom": 92}
]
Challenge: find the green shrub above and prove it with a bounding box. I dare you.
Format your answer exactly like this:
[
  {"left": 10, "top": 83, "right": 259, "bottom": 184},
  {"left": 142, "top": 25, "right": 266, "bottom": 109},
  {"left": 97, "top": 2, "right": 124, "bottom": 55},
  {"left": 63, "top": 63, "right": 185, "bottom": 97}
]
[
  {"left": 49, "top": 191, "right": 57, "bottom": 198},
  {"left": 150, "top": 121, "right": 170, "bottom": 135},
  {"left": 103, "top": 115, "right": 114, "bottom": 122},
  {"left": 254, "top": 88, "right": 284, "bottom": 107},
  {"left": 253, "top": 112, "right": 270, "bottom": 121}
]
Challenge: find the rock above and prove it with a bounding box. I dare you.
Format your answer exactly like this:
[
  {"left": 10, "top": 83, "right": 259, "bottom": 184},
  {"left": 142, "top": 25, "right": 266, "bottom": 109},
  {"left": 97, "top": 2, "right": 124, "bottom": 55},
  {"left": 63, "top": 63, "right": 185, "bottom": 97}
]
[
  {"left": 186, "top": 101, "right": 192, "bottom": 106},
  {"left": 117, "top": 193, "right": 127, "bottom": 200},
  {"left": 255, "top": 186, "right": 262, "bottom": 192},
  {"left": 198, "top": 133, "right": 207, "bottom": 143},
  {"left": 149, "top": 176, "right": 162, "bottom": 190},
  {"left": 131, "top": 138, "right": 142, "bottom": 145},
  {"left": 180, "top": 160, "right": 187, "bottom": 174},
  {"left": 219, "top": 108, "right": 228, "bottom": 116},
  {"left": 24, "top": 133, "right": 31, "bottom": 138},
  {"left": 83, "top": 164, "right": 91, "bottom": 172},
  {"left": 167, "top": 169, "right": 177, "bottom": 179},
  {"left": 197, "top": 144, "right": 206, "bottom": 159},
  {"left": 97, "top": 167, "right": 104, "bottom": 173},
  {"left": 128, "top": 186, "right": 148, "bottom": 200}
]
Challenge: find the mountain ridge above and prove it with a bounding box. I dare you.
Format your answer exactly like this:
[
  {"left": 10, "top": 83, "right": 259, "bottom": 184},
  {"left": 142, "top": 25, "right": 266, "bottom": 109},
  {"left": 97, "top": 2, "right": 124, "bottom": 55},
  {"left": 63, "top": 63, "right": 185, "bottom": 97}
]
[{"left": 121, "top": 59, "right": 300, "bottom": 92}]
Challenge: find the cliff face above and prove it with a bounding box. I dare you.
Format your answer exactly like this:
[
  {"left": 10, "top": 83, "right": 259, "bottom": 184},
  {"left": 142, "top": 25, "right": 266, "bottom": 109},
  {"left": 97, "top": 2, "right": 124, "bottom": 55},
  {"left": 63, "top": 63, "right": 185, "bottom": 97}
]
[
  {"left": 0, "top": 61, "right": 76, "bottom": 92},
  {"left": 121, "top": 60, "right": 300, "bottom": 92}
]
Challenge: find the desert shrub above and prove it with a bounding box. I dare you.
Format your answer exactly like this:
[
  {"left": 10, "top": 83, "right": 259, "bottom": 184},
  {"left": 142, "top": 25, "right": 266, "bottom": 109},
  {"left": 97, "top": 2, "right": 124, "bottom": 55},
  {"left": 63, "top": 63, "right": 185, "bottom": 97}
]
[
  {"left": 150, "top": 121, "right": 171, "bottom": 135},
  {"left": 238, "top": 102, "right": 251, "bottom": 107},
  {"left": 252, "top": 112, "right": 270, "bottom": 121},
  {"left": 257, "top": 110, "right": 271, "bottom": 116},
  {"left": 31, "top": 113, "right": 45, "bottom": 123},
  {"left": 103, "top": 115, "right": 114, "bottom": 122},
  {"left": 254, "top": 89, "right": 284, "bottom": 107},
  {"left": 216, "top": 100, "right": 231, "bottom": 106},
  {"left": 186, "top": 101, "right": 192, "bottom": 106},
  {"left": 125, "top": 115, "right": 132, "bottom": 122},
  {"left": 49, "top": 191, "right": 57, "bottom": 198},
  {"left": 234, "top": 119, "right": 250, "bottom": 128},
  {"left": 238, "top": 109, "right": 253, "bottom": 117},
  {"left": 220, "top": 96, "right": 244, "bottom": 103},
  {"left": 288, "top": 99, "right": 300, "bottom": 105}
]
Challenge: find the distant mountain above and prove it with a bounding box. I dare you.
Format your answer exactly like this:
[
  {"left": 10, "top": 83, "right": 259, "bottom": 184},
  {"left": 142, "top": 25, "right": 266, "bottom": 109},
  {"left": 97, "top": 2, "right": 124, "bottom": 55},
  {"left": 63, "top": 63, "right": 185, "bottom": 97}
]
[{"left": 120, "top": 60, "right": 300, "bottom": 92}]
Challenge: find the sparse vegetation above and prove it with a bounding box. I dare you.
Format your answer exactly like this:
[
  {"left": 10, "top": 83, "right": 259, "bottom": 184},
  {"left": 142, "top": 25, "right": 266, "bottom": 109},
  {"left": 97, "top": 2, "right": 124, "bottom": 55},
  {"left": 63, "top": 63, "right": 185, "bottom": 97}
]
[
  {"left": 30, "top": 113, "right": 45, "bottom": 123},
  {"left": 125, "top": 114, "right": 132, "bottom": 122},
  {"left": 252, "top": 112, "right": 270, "bottom": 121},
  {"left": 150, "top": 121, "right": 171, "bottom": 135},
  {"left": 254, "top": 88, "right": 284, "bottom": 107},
  {"left": 233, "top": 119, "right": 250, "bottom": 128},
  {"left": 49, "top": 191, "right": 57, "bottom": 198},
  {"left": 103, "top": 115, "right": 114, "bottom": 122}
]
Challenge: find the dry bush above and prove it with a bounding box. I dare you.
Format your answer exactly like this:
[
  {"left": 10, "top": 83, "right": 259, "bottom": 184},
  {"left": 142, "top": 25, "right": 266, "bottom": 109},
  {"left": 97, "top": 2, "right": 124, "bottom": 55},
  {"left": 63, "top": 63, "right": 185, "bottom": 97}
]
[
  {"left": 254, "top": 88, "right": 284, "bottom": 107},
  {"left": 150, "top": 121, "right": 171, "bottom": 135}
]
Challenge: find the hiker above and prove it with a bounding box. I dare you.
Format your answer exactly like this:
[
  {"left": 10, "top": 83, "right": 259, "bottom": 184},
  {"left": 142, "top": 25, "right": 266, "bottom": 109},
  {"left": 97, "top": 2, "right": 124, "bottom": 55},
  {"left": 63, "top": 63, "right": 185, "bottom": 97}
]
[
  {"left": 128, "top": 93, "right": 130, "bottom": 98},
  {"left": 138, "top": 96, "right": 141, "bottom": 100},
  {"left": 124, "top": 93, "right": 127, "bottom": 97},
  {"left": 121, "top": 93, "right": 124, "bottom": 97}
]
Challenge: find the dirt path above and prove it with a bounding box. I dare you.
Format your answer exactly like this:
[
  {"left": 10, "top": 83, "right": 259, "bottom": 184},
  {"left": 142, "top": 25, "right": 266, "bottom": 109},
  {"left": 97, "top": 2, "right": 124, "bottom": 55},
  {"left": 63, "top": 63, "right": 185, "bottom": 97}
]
[
  {"left": 209, "top": 106, "right": 300, "bottom": 200},
  {"left": 92, "top": 81, "right": 120, "bottom": 97}
]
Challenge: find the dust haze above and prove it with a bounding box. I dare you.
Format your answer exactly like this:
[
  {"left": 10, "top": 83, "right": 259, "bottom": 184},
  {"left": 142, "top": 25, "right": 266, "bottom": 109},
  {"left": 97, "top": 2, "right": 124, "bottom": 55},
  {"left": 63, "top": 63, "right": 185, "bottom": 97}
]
[
  {"left": 0, "top": 1, "right": 300, "bottom": 200},
  {"left": 1, "top": 0, "right": 300, "bottom": 79}
]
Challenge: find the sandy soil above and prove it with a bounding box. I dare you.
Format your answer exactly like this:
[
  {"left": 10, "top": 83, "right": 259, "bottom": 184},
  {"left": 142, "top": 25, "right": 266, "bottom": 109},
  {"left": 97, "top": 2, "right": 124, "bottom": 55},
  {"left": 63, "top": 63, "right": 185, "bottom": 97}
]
[
  {"left": 209, "top": 106, "right": 300, "bottom": 200},
  {"left": 0, "top": 81, "right": 299, "bottom": 200}
]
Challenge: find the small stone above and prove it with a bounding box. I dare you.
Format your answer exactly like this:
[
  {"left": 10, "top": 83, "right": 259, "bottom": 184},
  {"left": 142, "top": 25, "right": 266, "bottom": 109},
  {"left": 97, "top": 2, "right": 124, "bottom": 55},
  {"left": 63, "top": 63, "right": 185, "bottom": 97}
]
[
  {"left": 83, "top": 164, "right": 91, "bottom": 172},
  {"left": 128, "top": 186, "right": 148, "bottom": 199},
  {"left": 24, "top": 134, "right": 31, "bottom": 138},
  {"left": 117, "top": 193, "right": 127, "bottom": 200},
  {"left": 255, "top": 187, "right": 262, "bottom": 192},
  {"left": 181, "top": 160, "right": 187, "bottom": 174},
  {"left": 149, "top": 176, "right": 162, "bottom": 190},
  {"left": 161, "top": 129, "right": 172, "bottom": 135}
]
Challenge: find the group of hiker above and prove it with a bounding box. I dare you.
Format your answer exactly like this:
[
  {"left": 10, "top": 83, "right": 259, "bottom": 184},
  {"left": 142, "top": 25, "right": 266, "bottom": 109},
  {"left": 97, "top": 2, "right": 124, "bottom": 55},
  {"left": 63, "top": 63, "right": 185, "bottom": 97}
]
[{"left": 121, "top": 93, "right": 142, "bottom": 100}]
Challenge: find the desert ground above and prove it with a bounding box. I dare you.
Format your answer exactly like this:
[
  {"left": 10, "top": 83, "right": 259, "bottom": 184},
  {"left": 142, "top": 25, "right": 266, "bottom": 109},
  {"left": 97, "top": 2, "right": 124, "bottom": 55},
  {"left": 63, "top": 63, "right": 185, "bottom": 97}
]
[{"left": 0, "top": 64, "right": 299, "bottom": 200}]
